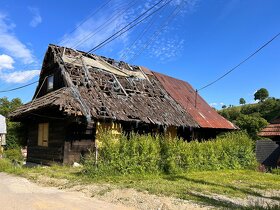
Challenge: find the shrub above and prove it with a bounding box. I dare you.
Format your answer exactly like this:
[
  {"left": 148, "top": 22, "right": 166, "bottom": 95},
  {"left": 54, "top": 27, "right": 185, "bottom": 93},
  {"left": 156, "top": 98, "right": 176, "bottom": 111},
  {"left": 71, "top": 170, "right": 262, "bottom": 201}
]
[
  {"left": 84, "top": 131, "right": 257, "bottom": 176},
  {"left": 0, "top": 158, "right": 12, "bottom": 171},
  {"left": 4, "top": 148, "right": 24, "bottom": 162}
]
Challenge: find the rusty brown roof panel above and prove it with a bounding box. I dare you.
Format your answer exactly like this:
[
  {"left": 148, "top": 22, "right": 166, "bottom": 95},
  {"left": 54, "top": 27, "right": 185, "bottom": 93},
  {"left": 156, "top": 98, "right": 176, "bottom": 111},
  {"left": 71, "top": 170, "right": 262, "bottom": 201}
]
[
  {"left": 153, "top": 71, "right": 237, "bottom": 129},
  {"left": 140, "top": 66, "right": 153, "bottom": 75}
]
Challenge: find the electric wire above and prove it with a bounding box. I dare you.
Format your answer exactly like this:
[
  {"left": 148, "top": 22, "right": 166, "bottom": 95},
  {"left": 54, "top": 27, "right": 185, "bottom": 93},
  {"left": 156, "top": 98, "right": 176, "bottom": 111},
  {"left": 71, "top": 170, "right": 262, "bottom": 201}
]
[
  {"left": 119, "top": 7, "right": 162, "bottom": 61},
  {"left": 1, "top": 0, "right": 167, "bottom": 94},
  {"left": 198, "top": 32, "right": 280, "bottom": 91},
  {"left": 87, "top": 0, "right": 172, "bottom": 53},
  {"left": 72, "top": 0, "right": 140, "bottom": 49},
  {"left": 6, "top": 0, "right": 116, "bottom": 77},
  {"left": 129, "top": 0, "right": 184, "bottom": 63},
  {"left": 60, "top": 0, "right": 114, "bottom": 46},
  {"left": 56, "top": 0, "right": 172, "bottom": 68},
  {"left": 0, "top": 81, "right": 38, "bottom": 93}
]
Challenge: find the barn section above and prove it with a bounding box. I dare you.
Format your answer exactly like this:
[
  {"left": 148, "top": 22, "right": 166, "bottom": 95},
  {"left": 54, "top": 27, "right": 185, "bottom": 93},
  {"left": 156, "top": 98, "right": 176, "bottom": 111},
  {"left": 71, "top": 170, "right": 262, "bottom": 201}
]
[
  {"left": 257, "top": 116, "right": 280, "bottom": 167},
  {"left": 10, "top": 44, "right": 236, "bottom": 165}
]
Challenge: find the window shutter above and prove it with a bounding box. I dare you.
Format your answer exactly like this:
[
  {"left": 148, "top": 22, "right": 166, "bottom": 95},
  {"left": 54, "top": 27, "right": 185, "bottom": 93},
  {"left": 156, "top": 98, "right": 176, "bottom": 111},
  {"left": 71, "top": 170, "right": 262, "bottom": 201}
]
[
  {"left": 38, "top": 123, "right": 49, "bottom": 147},
  {"left": 43, "top": 123, "right": 49, "bottom": 146}
]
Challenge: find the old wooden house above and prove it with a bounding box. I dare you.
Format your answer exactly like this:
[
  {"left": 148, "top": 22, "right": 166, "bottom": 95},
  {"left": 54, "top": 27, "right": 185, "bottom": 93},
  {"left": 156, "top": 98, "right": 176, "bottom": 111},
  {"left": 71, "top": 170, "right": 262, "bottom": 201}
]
[{"left": 10, "top": 44, "right": 237, "bottom": 165}]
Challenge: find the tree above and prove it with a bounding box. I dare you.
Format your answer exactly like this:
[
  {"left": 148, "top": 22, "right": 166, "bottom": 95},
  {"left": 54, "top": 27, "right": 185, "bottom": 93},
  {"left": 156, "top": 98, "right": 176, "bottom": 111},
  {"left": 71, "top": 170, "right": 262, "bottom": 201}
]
[
  {"left": 254, "top": 88, "right": 269, "bottom": 102},
  {"left": 236, "top": 114, "right": 268, "bottom": 139},
  {"left": 0, "top": 97, "right": 22, "bottom": 117},
  {"left": 0, "top": 97, "right": 25, "bottom": 148},
  {"left": 222, "top": 105, "right": 227, "bottom": 109},
  {"left": 239, "top": 98, "right": 246, "bottom": 105}
]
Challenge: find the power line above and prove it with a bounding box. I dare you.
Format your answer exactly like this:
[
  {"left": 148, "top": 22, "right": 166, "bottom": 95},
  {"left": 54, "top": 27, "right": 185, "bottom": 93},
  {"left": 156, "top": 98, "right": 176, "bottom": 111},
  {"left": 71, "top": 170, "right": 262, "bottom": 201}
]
[
  {"left": 119, "top": 7, "right": 161, "bottom": 61},
  {"left": 12, "top": 0, "right": 115, "bottom": 74},
  {"left": 198, "top": 32, "right": 280, "bottom": 91},
  {"left": 59, "top": 0, "right": 114, "bottom": 46},
  {"left": 72, "top": 0, "right": 139, "bottom": 49},
  {"left": 60, "top": 0, "right": 171, "bottom": 68},
  {"left": 128, "top": 1, "right": 184, "bottom": 63},
  {"left": 0, "top": 0, "right": 162, "bottom": 93},
  {"left": 0, "top": 81, "right": 38, "bottom": 93},
  {"left": 87, "top": 0, "right": 172, "bottom": 53}
]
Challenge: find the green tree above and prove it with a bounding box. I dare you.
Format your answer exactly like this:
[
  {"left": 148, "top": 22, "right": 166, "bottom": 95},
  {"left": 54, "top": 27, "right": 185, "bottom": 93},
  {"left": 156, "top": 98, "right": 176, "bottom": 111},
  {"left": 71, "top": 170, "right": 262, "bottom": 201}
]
[
  {"left": 0, "top": 97, "right": 25, "bottom": 148},
  {"left": 0, "top": 97, "right": 22, "bottom": 117},
  {"left": 239, "top": 98, "right": 246, "bottom": 105},
  {"left": 254, "top": 88, "right": 269, "bottom": 102},
  {"left": 236, "top": 114, "right": 268, "bottom": 139},
  {"left": 222, "top": 105, "right": 227, "bottom": 109}
]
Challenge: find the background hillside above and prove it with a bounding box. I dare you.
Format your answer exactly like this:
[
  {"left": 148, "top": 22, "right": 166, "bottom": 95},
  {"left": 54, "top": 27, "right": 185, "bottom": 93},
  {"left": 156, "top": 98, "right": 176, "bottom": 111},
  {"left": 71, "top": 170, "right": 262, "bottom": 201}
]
[{"left": 218, "top": 89, "right": 280, "bottom": 139}]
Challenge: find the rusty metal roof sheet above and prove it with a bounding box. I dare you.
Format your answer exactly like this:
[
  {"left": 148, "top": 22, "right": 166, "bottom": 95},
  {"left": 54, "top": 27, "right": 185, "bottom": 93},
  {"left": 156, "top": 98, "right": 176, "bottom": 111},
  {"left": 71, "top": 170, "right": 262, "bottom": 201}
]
[{"left": 153, "top": 71, "right": 237, "bottom": 129}]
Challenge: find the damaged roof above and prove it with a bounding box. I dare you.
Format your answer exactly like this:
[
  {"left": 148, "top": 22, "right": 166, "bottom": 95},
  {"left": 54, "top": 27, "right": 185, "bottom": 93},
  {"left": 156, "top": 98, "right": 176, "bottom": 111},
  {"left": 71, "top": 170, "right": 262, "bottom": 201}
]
[
  {"left": 10, "top": 44, "right": 198, "bottom": 127},
  {"left": 10, "top": 44, "right": 235, "bottom": 130}
]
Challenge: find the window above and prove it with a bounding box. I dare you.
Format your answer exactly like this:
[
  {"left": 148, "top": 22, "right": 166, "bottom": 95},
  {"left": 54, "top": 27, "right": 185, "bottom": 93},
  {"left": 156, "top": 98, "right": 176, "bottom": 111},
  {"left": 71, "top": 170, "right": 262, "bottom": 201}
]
[
  {"left": 47, "top": 75, "right": 54, "bottom": 91},
  {"left": 38, "top": 123, "right": 49, "bottom": 147}
]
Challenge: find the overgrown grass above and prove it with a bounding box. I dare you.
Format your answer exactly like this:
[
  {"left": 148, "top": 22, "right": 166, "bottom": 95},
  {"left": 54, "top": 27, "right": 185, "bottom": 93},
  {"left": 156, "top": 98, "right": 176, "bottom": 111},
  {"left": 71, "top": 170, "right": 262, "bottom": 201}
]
[{"left": 84, "top": 131, "right": 257, "bottom": 176}]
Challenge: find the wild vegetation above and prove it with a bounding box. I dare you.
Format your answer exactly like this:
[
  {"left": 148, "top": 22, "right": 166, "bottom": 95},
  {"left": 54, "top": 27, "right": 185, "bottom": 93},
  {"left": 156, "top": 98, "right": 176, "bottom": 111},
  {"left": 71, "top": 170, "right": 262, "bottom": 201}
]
[{"left": 83, "top": 131, "right": 256, "bottom": 176}]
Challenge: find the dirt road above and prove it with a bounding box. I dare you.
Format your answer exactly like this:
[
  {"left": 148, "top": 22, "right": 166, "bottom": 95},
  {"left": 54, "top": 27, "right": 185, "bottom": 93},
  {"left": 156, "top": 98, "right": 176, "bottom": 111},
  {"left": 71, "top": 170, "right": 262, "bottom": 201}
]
[{"left": 0, "top": 173, "right": 132, "bottom": 210}]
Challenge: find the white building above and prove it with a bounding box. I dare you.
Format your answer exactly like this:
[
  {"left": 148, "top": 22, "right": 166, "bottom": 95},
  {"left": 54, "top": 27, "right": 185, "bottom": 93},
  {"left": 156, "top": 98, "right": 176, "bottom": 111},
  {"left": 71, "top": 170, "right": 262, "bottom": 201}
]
[{"left": 0, "top": 114, "right": 6, "bottom": 149}]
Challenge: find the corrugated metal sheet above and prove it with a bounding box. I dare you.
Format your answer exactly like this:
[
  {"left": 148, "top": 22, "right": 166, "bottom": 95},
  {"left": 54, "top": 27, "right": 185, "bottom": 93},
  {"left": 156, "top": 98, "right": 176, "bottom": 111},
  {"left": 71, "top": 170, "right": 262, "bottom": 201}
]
[
  {"left": 0, "top": 115, "right": 6, "bottom": 134},
  {"left": 153, "top": 71, "right": 237, "bottom": 129}
]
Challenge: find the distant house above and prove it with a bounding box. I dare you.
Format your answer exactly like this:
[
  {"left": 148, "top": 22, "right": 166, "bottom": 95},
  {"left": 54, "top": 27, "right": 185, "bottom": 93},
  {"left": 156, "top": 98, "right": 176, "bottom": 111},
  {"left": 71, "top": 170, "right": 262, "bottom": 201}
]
[
  {"left": 9, "top": 44, "right": 237, "bottom": 165},
  {"left": 259, "top": 116, "right": 280, "bottom": 142},
  {"left": 0, "top": 114, "right": 7, "bottom": 155},
  {"left": 257, "top": 116, "right": 280, "bottom": 167}
]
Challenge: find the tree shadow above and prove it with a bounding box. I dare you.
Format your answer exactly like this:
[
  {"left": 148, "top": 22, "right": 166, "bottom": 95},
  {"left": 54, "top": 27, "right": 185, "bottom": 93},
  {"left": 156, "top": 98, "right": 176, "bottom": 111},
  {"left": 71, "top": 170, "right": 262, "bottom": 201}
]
[{"left": 164, "top": 175, "right": 280, "bottom": 202}]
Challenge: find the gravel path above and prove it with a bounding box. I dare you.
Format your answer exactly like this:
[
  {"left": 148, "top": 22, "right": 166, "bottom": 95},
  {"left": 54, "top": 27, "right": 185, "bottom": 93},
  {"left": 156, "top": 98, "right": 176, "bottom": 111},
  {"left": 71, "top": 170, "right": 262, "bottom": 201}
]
[{"left": 0, "top": 173, "right": 132, "bottom": 210}]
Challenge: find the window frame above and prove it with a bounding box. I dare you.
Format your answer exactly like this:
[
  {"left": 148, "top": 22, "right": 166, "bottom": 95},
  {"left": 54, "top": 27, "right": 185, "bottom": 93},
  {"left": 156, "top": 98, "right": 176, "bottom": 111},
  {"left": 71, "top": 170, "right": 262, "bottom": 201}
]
[{"left": 47, "top": 75, "right": 54, "bottom": 91}]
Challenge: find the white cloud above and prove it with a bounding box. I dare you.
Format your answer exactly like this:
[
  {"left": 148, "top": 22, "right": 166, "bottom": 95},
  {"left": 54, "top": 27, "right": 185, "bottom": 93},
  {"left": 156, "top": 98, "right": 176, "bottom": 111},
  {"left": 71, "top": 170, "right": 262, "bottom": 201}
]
[
  {"left": 210, "top": 102, "right": 218, "bottom": 107},
  {"left": 0, "top": 54, "right": 14, "bottom": 70},
  {"left": 28, "top": 7, "right": 42, "bottom": 27},
  {"left": 0, "top": 70, "right": 40, "bottom": 83},
  {"left": 0, "top": 13, "right": 35, "bottom": 64}
]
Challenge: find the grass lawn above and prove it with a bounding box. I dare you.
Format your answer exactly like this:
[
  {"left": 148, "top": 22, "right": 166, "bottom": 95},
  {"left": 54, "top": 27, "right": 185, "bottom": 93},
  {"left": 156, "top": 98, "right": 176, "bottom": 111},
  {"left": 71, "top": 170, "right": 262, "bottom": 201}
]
[{"left": 1, "top": 158, "right": 279, "bottom": 209}]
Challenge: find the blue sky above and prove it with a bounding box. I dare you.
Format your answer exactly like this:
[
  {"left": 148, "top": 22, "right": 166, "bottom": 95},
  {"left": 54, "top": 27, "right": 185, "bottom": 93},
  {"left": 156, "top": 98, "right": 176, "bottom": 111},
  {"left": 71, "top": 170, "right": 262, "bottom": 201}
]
[{"left": 0, "top": 0, "right": 279, "bottom": 109}]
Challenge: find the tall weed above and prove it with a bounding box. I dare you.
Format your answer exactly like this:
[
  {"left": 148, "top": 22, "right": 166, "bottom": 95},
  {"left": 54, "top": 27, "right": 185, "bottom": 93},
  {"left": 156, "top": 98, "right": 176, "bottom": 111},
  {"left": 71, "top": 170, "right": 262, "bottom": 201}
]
[{"left": 84, "top": 131, "right": 256, "bottom": 176}]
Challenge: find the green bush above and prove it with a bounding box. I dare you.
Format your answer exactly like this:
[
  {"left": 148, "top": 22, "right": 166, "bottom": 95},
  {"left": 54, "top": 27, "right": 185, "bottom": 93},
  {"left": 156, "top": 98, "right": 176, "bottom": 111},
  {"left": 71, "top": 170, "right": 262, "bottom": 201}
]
[
  {"left": 0, "top": 158, "right": 12, "bottom": 171},
  {"left": 4, "top": 148, "right": 24, "bottom": 162},
  {"left": 84, "top": 131, "right": 257, "bottom": 176}
]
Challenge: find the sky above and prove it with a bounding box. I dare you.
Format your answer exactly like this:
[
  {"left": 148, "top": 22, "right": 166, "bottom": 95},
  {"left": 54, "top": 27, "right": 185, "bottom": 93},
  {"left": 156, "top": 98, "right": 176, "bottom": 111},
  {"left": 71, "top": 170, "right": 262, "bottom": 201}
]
[{"left": 0, "top": 0, "right": 279, "bottom": 109}]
